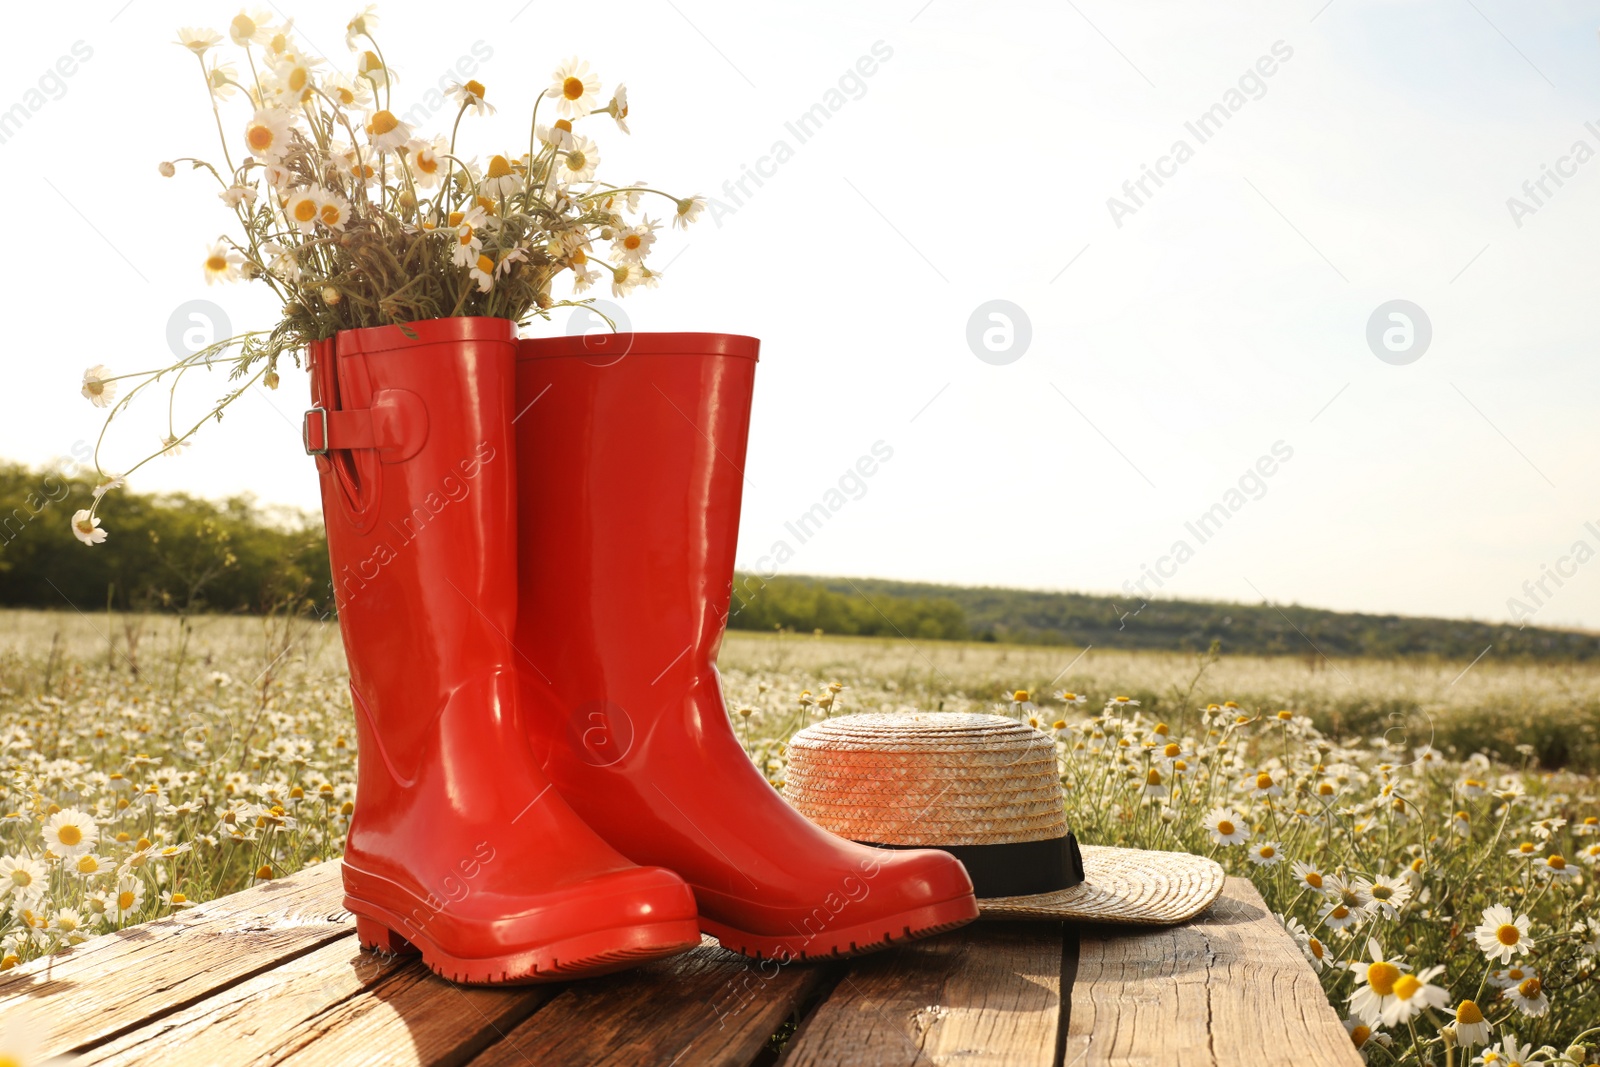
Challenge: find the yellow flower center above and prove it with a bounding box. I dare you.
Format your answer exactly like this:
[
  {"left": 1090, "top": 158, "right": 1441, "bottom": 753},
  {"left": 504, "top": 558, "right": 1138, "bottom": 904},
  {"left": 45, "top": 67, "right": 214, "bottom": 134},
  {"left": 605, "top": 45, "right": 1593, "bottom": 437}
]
[
  {"left": 1163, "top": 743, "right": 1180, "bottom": 758},
  {"left": 1318, "top": 782, "right": 1334, "bottom": 795},
  {"left": 118, "top": 891, "right": 135, "bottom": 909},
  {"left": 1258, "top": 845, "right": 1275, "bottom": 859},
  {"left": 246, "top": 125, "right": 274, "bottom": 151},
  {"left": 231, "top": 15, "right": 256, "bottom": 38},
  {"left": 487, "top": 154, "right": 513, "bottom": 179},
  {"left": 1216, "top": 820, "right": 1235, "bottom": 836},
  {"left": 1370, "top": 885, "right": 1393, "bottom": 901},
  {"left": 566, "top": 149, "right": 587, "bottom": 171},
  {"left": 1304, "top": 871, "right": 1323, "bottom": 888},
  {"left": 1349, "top": 1025, "right": 1371, "bottom": 1048},
  {"left": 320, "top": 203, "right": 342, "bottom": 225},
  {"left": 476, "top": 254, "right": 495, "bottom": 274},
  {"left": 1547, "top": 855, "right": 1567, "bottom": 870},
  {"left": 464, "top": 79, "right": 485, "bottom": 98},
  {"left": 172, "top": 893, "right": 187, "bottom": 903},
  {"left": 1366, "top": 961, "right": 1400, "bottom": 996},
  {"left": 1153, "top": 723, "right": 1169, "bottom": 735},
  {"left": 563, "top": 75, "right": 585, "bottom": 100},
  {"left": 623, "top": 234, "right": 642, "bottom": 251},
  {"left": 1518, "top": 842, "right": 1535, "bottom": 854},
  {"left": 57, "top": 825, "right": 81, "bottom": 846},
  {"left": 1276, "top": 709, "right": 1293, "bottom": 720},
  {"left": 1497, "top": 923, "right": 1520, "bottom": 946},
  {"left": 1308, "top": 938, "right": 1324, "bottom": 960},
  {"left": 336, "top": 86, "right": 355, "bottom": 105},
  {"left": 1517, "top": 976, "right": 1540, "bottom": 997},
  {"left": 1256, "top": 773, "right": 1273, "bottom": 790},
  {"left": 1146, "top": 769, "right": 1162, "bottom": 786},
  {"left": 1392, "top": 974, "right": 1422, "bottom": 1001},
  {"left": 294, "top": 200, "right": 317, "bottom": 222},
  {"left": 416, "top": 153, "right": 438, "bottom": 174},
  {"left": 1457, "top": 1000, "right": 1484, "bottom": 1024},
  {"left": 458, "top": 227, "right": 474, "bottom": 245},
  {"left": 76, "top": 856, "right": 97, "bottom": 873},
  {"left": 10, "top": 870, "right": 31, "bottom": 887},
  {"left": 369, "top": 110, "right": 399, "bottom": 136},
  {"left": 288, "top": 67, "right": 307, "bottom": 93}
]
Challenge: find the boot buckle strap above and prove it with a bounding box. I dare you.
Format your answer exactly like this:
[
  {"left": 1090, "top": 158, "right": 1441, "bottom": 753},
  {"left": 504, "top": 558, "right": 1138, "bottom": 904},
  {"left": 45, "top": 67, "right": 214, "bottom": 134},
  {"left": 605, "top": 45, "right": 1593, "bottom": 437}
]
[{"left": 303, "top": 390, "right": 429, "bottom": 462}]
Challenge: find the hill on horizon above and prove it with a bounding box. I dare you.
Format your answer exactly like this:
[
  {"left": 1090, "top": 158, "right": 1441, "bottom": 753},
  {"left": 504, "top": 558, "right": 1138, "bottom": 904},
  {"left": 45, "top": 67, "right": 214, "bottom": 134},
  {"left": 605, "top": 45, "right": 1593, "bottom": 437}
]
[{"left": 728, "top": 573, "right": 1600, "bottom": 662}]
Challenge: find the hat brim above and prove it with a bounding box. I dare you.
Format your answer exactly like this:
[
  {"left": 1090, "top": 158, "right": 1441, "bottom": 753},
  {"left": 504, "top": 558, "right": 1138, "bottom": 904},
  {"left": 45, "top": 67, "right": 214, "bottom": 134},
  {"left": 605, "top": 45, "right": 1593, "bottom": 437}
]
[{"left": 977, "top": 845, "right": 1225, "bottom": 925}]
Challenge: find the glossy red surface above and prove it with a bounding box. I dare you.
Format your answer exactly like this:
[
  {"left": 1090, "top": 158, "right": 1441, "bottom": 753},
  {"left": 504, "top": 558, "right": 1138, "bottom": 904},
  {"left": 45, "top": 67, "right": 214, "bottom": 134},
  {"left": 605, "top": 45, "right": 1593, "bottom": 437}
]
[
  {"left": 311, "top": 316, "right": 700, "bottom": 983},
  {"left": 513, "top": 333, "right": 978, "bottom": 960}
]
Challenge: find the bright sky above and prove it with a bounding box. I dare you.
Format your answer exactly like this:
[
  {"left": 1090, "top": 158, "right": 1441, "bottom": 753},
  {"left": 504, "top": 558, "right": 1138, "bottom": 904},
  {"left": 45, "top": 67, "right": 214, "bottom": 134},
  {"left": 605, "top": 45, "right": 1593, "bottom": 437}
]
[{"left": 3, "top": 1, "right": 1599, "bottom": 630}]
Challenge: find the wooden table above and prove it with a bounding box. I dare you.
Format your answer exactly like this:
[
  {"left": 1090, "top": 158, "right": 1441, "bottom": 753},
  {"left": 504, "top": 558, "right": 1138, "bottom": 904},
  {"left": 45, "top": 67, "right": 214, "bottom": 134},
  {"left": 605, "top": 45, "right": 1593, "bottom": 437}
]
[{"left": 0, "top": 861, "right": 1361, "bottom": 1066}]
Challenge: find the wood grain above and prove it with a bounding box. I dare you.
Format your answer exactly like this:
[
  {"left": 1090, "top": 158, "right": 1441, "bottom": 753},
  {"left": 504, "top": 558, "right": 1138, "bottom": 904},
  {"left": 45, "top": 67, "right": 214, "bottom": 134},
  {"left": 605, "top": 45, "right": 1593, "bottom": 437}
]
[
  {"left": 1063, "top": 876, "right": 1363, "bottom": 1067},
  {"left": 0, "top": 859, "right": 349, "bottom": 1058},
  {"left": 467, "top": 937, "right": 832, "bottom": 1067},
  {"left": 76, "top": 937, "right": 547, "bottom": 1067},
  {"left": 777, "top": 922, "right": 1065, "bottom": 1067}
]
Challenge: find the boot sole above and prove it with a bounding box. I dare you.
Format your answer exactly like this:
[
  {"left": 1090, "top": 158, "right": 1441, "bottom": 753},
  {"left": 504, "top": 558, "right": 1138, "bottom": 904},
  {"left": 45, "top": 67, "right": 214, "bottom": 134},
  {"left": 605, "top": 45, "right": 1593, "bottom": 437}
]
[
  {"left": 346, "top": 896, "right": 702, "bottom": 984},
  {"left": 698, "top": 892, "right": 979, "bottom": 962}
]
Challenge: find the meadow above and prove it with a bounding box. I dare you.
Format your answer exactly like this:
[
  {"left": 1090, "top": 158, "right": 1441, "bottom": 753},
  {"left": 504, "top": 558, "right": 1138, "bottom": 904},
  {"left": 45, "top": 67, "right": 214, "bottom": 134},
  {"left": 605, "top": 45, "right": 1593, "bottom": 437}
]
[{"left": 3, "top": 610, "right": 1599, "bottom": 1063}]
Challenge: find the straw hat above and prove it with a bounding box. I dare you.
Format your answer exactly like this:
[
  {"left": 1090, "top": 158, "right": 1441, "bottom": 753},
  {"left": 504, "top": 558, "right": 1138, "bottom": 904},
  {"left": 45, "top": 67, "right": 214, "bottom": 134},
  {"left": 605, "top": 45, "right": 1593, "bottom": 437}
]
[{"left": 783, "top": 712, "right": 1224, "bottom": 925}]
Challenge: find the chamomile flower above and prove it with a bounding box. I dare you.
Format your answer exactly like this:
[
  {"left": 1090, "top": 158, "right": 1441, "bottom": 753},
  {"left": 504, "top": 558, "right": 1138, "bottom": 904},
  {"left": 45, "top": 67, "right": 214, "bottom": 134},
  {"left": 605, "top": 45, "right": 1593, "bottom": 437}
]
[
  {"left": 557, "top": 134, "right": 600, "bottom": 184},
  {"left": 366, "top": 109, "right": 412, "bottom": 152},
  {"left": 448, "top": 79, "right": 495, "bottom": 116},
  {"left": 1474, "top": 905, "right": 1533, "bottom": 964},
  {"left": 1055, "top": 690, "right": 1088, "bottom": 706},
  {"left": 609, "top": 261, "right": 641, "bottom": 297},
  {"left": 43, "top": 808, "right": 98, "bottom": 857},
  {"left": 1320, "top": 900, "right": 1361, "bottom": 930},
  {"left": 549, "top": 56, "right": 601, "bottom": 116},
  {"left": 1501, "top": 975, "right": 1549, "bottom": 1017},
  {"left": 315, "top": 73, "right": 366, "bottom": 114},
  {"left": 317, "top": 191, "right": 351, "bottom": 230},
  {"left": 1203, "top": 807, "right": 1249, "bottom": 846},
  {"left": 49, "top": 909, "right": 89, "bottom": 946},
  {"left": 611, "top": 218, "right": 658, "bottom": 264},
  {"left": 1535, "top": 853, "right": 1578, "bottom": 881},
  {"left": 468, "top": 252, "right": 498, "bottom": 293},
  {"left": 81, "top": 365, "right": 115, "bottom": 408},
  {"left": 71, "top": 510, "right": 107, "bottom": 546},
  {"left": 356, "top": 49, "right": 391, "bottom": 89},
  {"left": 1356, "top": 874, "right": 1411, "bottom": 918},
  {"left": 1453, "top": 1000, "right": 1493, "bottom": 1048},
  {"left": 228, "top": 9, "right": 274, "bottom": 45},
  {"left": 242, "top": 107, "right": 293, "bottom": 162},
  {"left": 109, "top": 877, "right": 145, "bottom": 922},
  {"left": 218, "top": 184, "right": 257, "bottom": 209},
  {"left": 345, "top": 4, "right": 378, "bottom": 48},
  {"left": 536, "top": 120, "right": 575, "bottom": 150},
  {"left": 1488, "top": 965, "right": 1535, "bottom": 990},
  {"left": 1248, "top": 841, "right": 1283, "bottom": 866},
  {"left": 0, "top": 855, "right": 45, "bottom": 903},
  {"left": 1291, "top": 860, "right": 1328, "bottom": 893},
  {"left": 1575, "top": 815, "right": 1600, "bottom": 837},
  {"left": 1248, "top": 770, "right": 1283, "bottom": 798},
  {"left": 1476, "top": 1035, "right": 1542, "bottom": 1067},
  {"left": 207, "top": 59, "right": 239, "bottom": 99},
  {"left": 406, "top": 137, "right": 448, "bottom": 188},
  {"left": 175, "top": 27, "right": 223, "bottom": 55},
  {"left": 1140, "top": 767, "right": 1168, "bottom": 799},
  {"left": 268, "top": 52, "right": 319, "bottom": 106},
  {"left": 71, "top": 853, "right": 107, "bottom": 877},
  {"left": 283, "top": 187, "right": 322, "bottom": 234},
  {"left": 481, "top": 154, "right": 521, "bottom": 197},
  {"left": 1378, "top": 965, "right": 1449, "bottom": 1026},
  {"left": 203, "top": 242, "right": 245, "bottom": 284},
  {"left": 1347, "top": 939, "right": 1411, "bottom": 1027},
  {"left": 600, "top": 82, "right": 629, "bottom": 132}
]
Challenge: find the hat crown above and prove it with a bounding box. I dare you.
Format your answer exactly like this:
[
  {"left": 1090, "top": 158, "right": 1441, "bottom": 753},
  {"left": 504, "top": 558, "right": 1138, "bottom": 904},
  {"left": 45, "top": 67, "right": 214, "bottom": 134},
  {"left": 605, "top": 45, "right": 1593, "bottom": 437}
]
[{"left": 783, "top": 713, "right": 1068, "bottom": 847}]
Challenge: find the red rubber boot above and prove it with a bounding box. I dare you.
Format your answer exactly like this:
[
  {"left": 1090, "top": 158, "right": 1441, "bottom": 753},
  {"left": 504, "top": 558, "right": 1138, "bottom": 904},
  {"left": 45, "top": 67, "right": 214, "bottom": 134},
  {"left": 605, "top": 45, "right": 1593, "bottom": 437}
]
[
  {"left": 513, "top": 332, "right": 978, "bottom": 961},
  {"left": 308, "top": 317, "right": 700, "bottom": 984}
]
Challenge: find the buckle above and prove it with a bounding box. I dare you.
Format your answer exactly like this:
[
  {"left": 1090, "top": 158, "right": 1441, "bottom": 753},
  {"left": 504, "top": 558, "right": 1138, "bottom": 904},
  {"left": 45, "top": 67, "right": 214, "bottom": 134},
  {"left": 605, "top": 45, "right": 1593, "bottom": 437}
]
[{"left": 303, "top": 407, "right": 329, "bottom": 455}]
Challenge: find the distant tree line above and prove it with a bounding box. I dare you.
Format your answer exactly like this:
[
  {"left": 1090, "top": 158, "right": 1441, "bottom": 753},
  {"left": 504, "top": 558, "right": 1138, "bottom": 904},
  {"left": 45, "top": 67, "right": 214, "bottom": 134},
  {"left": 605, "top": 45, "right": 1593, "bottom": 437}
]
[
  {"left": 5, "top": 460, "right": 1597, "bottom": 662},
  {"left": 0, "top": 462, "right": 330, "bottom": 615}
]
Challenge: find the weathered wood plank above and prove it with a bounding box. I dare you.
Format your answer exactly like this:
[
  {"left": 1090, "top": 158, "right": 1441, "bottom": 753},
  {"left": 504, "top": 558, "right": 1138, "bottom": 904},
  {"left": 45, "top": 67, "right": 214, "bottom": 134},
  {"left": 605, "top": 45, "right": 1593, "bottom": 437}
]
[
  {"left": 75, "top": 937, "right": 548, "bottom": 1067},
  {"left": 1064, "top": 876, "right": 1362, "bottom": 1067},
  {"left": 777, "top": 922, "right": 1065, "bottom": 1067},
  {"left": 467, "top": 937, "right": 833, "bottom": 1067},
  {"left": 0, "top": 859, "right": 349, "bottom": 1058}
]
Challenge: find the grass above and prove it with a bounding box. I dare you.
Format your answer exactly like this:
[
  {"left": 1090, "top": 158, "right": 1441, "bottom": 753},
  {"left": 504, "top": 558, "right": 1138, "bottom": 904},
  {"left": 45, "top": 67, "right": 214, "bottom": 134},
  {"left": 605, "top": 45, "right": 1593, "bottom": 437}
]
[{"left": 2, "top": 611, "right": 1599, "bottom": 1062}]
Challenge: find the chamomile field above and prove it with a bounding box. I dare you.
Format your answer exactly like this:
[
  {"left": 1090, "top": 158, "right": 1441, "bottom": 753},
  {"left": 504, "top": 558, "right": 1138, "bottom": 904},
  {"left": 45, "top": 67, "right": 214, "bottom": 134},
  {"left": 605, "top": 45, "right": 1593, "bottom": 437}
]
[{"left": 2, "top": 610, "right": 1598, "bottom": 1061}]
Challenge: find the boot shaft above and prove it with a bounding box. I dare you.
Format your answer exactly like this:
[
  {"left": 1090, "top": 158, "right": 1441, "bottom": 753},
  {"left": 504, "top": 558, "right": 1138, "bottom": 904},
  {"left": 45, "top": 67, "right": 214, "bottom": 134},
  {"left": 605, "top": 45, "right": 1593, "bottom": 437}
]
[
  {"left": 512, "top": 334, "right": 759, "bottom": 706},
  {"left": 311, "top": 317, "right": 521, "bottom": 777}
]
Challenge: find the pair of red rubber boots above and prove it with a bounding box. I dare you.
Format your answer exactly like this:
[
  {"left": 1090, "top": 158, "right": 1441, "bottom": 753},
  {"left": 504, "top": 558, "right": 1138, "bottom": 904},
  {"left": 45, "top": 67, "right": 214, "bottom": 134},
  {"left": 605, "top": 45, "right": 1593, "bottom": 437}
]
[{"left": 306, "top": 317, "right": 977, "bottom": 983}]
